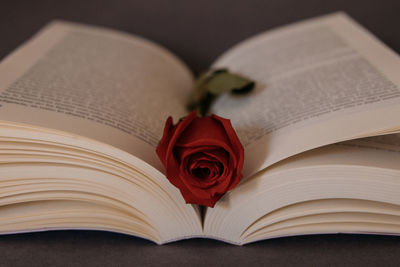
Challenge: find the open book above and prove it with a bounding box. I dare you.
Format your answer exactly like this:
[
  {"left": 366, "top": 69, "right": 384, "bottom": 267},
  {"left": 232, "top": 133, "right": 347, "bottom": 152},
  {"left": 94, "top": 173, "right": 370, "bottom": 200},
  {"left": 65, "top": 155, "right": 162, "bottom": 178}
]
[{"left": 0, "top": 12, "right": 399, "bottom": 245}]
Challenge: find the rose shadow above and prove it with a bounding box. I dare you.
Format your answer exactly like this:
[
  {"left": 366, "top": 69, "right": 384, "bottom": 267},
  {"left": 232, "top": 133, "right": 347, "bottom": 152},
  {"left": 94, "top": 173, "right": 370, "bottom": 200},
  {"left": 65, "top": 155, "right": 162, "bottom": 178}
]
[
  {"left": 212, "top": 131, "right": 270, "bottom": 210},
  {"left": 204, "top": 82, "right": 271, "bottom": 210}
]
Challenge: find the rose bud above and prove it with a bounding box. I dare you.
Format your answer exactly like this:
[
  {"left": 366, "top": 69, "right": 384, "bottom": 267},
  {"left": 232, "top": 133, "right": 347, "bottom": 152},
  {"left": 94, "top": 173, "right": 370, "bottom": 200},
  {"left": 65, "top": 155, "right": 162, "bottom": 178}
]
[{"left": 156, "top": 110, "right": 244, "bottom": 207}]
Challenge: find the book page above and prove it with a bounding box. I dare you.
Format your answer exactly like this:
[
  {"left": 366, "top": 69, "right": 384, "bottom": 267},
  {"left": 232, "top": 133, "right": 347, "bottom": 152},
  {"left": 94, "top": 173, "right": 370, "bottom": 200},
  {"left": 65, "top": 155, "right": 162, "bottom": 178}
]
[
  {"left": 340, "top": 133, "right": 400, "bottom": 153},
  {"left": 211, "top": 12, "right": 400, "bottom": 176},
  {"left": 0, "top": 21, "right": 193, "bottom": 169}
]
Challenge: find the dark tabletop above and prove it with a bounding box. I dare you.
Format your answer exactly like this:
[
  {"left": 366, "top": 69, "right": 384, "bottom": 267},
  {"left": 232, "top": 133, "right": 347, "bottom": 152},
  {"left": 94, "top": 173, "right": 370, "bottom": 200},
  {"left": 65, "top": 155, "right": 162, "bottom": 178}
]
[{"left": 1, "top": 0, "right": 400, "bottom": 266}]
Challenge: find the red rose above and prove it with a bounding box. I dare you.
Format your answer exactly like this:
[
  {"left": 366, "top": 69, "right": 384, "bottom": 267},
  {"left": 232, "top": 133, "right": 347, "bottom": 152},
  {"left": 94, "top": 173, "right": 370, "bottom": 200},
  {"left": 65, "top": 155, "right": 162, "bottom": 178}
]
[{"left": 156, "top": 110, "right": 244, "bottom": 207}]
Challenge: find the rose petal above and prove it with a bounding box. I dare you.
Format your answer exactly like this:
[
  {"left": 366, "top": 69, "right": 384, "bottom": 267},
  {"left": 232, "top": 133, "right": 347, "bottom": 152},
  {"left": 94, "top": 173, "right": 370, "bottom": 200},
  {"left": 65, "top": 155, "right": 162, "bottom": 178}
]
[
  {"left": 180, "top": 188, "right": 223, "bottom": 207},
  {"left": 189, "top": 160, "right": 220, "bottom": 183},
  {"left": 176, "top": 143, "right": 238, "bottom": 199},
  {"left": 176, "top": 141, "right": 237, "bottom": 168},
  {"left": 163, "top": 111, "right": 198, "bottom": 190},
  {"left": 211, "top": 114, "right": 244, "bottom": 179},
  {"left": 181, "top": 153, "right": 220, "bottom": 186},
  {"left": 175, "top": 116, "right": 231, "bottom": 147},
  {"left": 179, "top": 149, "right": 228, "bottom": 190},
  {"left": 191, "top": 161, "right": 217, "bottom": 179}
]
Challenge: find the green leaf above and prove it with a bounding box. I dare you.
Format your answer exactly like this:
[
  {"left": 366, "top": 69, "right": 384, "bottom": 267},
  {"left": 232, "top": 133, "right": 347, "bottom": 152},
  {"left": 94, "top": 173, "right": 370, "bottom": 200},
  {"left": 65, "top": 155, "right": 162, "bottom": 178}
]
[{"left": 206, "top": 71, "right": 254, "bottom": 95}]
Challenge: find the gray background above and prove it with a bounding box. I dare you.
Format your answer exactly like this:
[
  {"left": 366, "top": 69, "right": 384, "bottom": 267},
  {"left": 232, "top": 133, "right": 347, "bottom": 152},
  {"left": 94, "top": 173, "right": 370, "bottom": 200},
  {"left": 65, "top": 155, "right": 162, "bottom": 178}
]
[{"left": 1, "top": 0, "right": 400, "bottom": 266}]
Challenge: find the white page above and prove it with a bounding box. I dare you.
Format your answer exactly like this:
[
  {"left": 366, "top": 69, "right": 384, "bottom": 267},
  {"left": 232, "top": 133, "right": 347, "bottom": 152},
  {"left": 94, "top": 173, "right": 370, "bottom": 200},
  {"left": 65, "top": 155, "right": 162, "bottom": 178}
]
[
  {"left": 211, "top": 12, "right": 400, "bottom": 176},
  {"left": 0, "top": 21, "right": 193, "bottom": 169}
]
